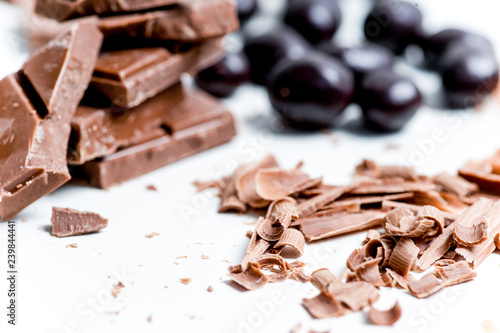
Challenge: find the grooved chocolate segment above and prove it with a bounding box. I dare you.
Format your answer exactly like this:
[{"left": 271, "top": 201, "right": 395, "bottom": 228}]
[
  {"left": 36, "top": 0, "right": 176, "bottom": 21},
  {"left": 0, "top": 22, "right": 103, "bottom": 221},
  {"left": 98, "top": 0, "right": 238, "bottom": 42},
  {"left": 69, "top": 83, "right": 185, "bottom": 165},
  {"left": 79, "top": 87, "right": 236, "bottom": 189},
  {"left": 89, "top": 39, "right": 224, "bottom": 108},
  {"left": 51, "top": 206, "right": 108, "bottom": 237}
]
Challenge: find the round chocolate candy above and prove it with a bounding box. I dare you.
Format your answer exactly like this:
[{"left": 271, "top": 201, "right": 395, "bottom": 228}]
[
  {"left": 284, "top": 0, "right": 342, "bottom": 45},
  {"left": 237, "top": 0, "right": 258, "bottom": 24},
  {"left": 267, "top": 52, "right": 354, "bottom": 129},
  {"left": 243, "top": 26, "right": 310, "bottom": 85},
  {"left": 319, "top": 43, "right": 395, "bottom": 100},
  {"left": 358, "top": 69, "right": 422, "bottom": 132},
  {"left": 195, "top": 52, "right": 251, "bottom": 98},
  {"left": 364, "top": 1, "right": 423, "bottom": 55},
  {"left": 440, "top": 45, "right": 499, "bottom": 109}
]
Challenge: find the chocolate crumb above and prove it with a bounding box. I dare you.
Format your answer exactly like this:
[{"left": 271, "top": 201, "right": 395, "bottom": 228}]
[
  {"left": 207, "top": 286, "right": 213, "bottom": 292},
  {"left": 201, "top": 255, "right": 209, "bottom": 260},
  {"left": 482, "top": 319, "right": 500, "bottom": 332},
  {"left": 66, "top": 243, "right": 78, "bottom": 248},
  {"left": 176, "top": 256, "right": 188, "bottom": 259},
  {"left": 146, "top": 185, "right": 158, "bottom": 191},
  {"left": 111, "top": 282, "right": 125, "bottom": 297},
  {"left": 385, "top": 143, "right": 400, "bottom": 151},
  {"left": 180, "top": 278, "right": 191, "bottom": 285},
  {"left": 145, "top": 232, "right": 160, "bottom": 238},
  {"left": 147, "top": 315, "right": 153, "bottom": 322}
]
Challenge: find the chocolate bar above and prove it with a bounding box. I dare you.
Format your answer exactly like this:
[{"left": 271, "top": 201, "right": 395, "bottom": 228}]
[
  {"left": 32, "top": 0, "right": 237, "bottom": 49},
  {"left": 35, "top": 0, "right": 175, "bottom": 21},
  {"left": 89, "top": 39, "right": 224, "bottom": 108},
  {"left": 0, "top": 22, "right": 102, "bottom": 221},
  {"left": 77, "top": 86, "right": 236, "bottom": 189},
  {"left": 98, "top": 0, "right": 238, "bottom": 42}
]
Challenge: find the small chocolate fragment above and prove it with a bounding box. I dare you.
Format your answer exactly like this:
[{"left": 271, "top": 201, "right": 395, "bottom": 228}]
[
  {"left": 78, "top": 87, "right": 236, "bottom": 189},
  {"left": 0, "top": 22, "right": 102, "bottom": 221},
  {"left": 51, "top": 207, "right": 108, "bottom": 237},
  {"left": 90, "top": 40, "right": 224, "bottom": 108}
]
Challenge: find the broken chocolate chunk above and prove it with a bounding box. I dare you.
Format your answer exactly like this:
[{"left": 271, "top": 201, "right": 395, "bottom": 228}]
[
  {"left": 51, "top": 206, "right": 108, "bottom": 237},
  {"left": 0, "top": 22, "right": 102, "bottom": 221}
]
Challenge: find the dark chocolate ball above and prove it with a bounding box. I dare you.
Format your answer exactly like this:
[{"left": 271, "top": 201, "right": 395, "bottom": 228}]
[
  {"left": 243, "top": 26, "right": 310, "bottom": 85},
  {"left": 237, "top": 0, "right": 258, "bottom": 24},
  {"left": 194, "top": 52, "right": 251, "bottom": 98},
  {"left": 267, "top": 52, "right": 354, "bottom": 129},
  {"left": 418, "top": 29, "right": 471, "bottom": 69},
  {"left": 359, "top": 70, "right": 422, "bottom": 132},
  {"left": 284, "top": 0, "right": 342, "bottom": 45},
  {"left": 364, "top": 1, "right": 423, "bottom": 55},
  {"left": 320, "top": 43, "right": 395, "bottom": 93},
  {"left": 440, "top": 47, "right": 499, "bottom": 109}
]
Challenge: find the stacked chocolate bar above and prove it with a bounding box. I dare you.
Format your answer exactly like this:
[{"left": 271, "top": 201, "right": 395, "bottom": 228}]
[{"left": 0, "top": 0, "right": 238, "bottom": 220}]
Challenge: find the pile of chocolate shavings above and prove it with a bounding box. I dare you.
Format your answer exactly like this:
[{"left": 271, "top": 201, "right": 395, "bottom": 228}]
[{"left": 195, "top": 151, "right": 500, "bottom": 325}]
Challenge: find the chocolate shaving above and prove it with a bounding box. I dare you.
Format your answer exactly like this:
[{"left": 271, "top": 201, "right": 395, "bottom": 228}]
[
  {"left": 310, "top": 269, "right": 337, "bottom": 292},
  {"left": 302, "top": 292, "right": 347, "bottom": 319},
  {"left": 354, "top": 160, "right": 417, "bottom": 181},
  {"left": 327, "top": 281, "right": 380, "bottom": 311},
  {"left": 274, "top": 228, "right": 305, "bottom": 256},
  {"left": 459, "top": 164, "right": 500, "bottom": 195},
  {"left": 434, "top": 172, "right": 478, "bottom": 199},
  {"left": 368, "top": 301, "right": 402, "bottom": 326},
  {"left": 409, "top": 190, "right": 466, "bottom": 213},
  {"left": 257, "top": 217, "right": 287, "bottom": 242},
  {"left": 321, "top": 193, "right": 413, "bottom": 211},
  {"left": 350, "top": 180, "right": 436, "bottom": 195},
  {"left": 236, "top": 155, "right": 279, "bottom": 208},
  {"left": 300, "top": 211, "right": 385, "bottom": 242},
  {"left": 297, "top": 186, "right": 352, "bottom": 218},
  {"left": 453, "top": 197, "right": 493, "bottom": 246},
  {"left": 434, "top": 260, "right": 476, "bottom": 286},
  {"left": 417, "top": 222, "right": 456, "bottom": 271},
  {"left": 354, "top": 258, "right": 385, "bottom": 287},
  {"left": 228, "top": 263, "right": 269, "bottom": 290},
  {"left": 218, "top": 171, "right": 246, "bottom": 213},
  {"left": 287, "top": 261, "right": 310, "bottom": 283},
  {"left": 387, "top": 238, "right": 419, "bottom": 276},
  {"left": 455, "top": 200, "right": 500, "bottom": 268},
  {"left": 385, "top": 268, "right": 415, "bottom": 289},
  {"left": 255, "top": 167, "right": 321, "bottom": 200},
  {"left": 408, "top": 274, "right": 444, "bottom": 298},
  {"left": 366, "top": 236, "right": 396, "bottom": 267}
]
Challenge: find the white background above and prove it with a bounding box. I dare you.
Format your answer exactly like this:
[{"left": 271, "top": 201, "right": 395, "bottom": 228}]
[{"left": 1, "top": 0, "right": 500, "bottom": 332}]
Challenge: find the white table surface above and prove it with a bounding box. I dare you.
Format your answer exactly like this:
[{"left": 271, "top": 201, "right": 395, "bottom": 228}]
[{"left": 1, "top": 1, "right": 500, "bottom": 332}]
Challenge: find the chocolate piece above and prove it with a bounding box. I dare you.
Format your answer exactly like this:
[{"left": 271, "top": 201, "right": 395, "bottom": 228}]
[
  {"left": 408, "top": 274, "right": 445, "bottom": 299},
  {"left": 98, "top": 0, "right": 238, "bottom": 42},
  {"left": 51, "top": 206, "right": 108, "bottom": 237},
  {"left": 78, "top": 87, "right": 236, "bottom": 189},
  {"left": 36, "top": 0, "right": 174, "bottom": 21},
  {"left": 90, "top": 39, "right": 224, "bottom": 108},
  {"left": 368, "top": 302, "right": 402, "bottom": 326},
  {"left": 0, "top": 22, "right": 102, "bottom": 221},
  {"left": 70, "top": 83, "right": 184, "bottom": 164}
]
